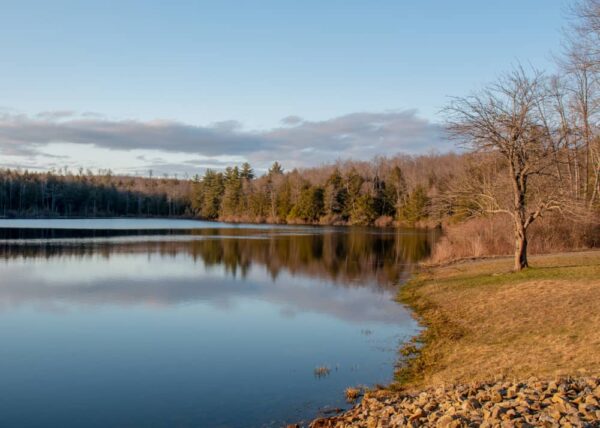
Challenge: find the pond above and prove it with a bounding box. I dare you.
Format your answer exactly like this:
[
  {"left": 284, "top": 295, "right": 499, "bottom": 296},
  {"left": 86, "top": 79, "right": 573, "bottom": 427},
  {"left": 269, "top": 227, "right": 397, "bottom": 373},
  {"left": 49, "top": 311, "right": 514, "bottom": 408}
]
[{"left": 0, "top": 219, "right": 435, "bottom": 427}]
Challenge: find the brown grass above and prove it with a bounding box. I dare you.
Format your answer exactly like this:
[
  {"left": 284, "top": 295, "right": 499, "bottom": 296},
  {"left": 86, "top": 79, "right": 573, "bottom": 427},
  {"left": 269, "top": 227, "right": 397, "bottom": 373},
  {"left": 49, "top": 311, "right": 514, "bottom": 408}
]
[
  {"left": 397, "top": 250, "right": 600, "bottom": 388},
  {"left": 429, "top": 216, "right": 599, "bottom": 264},
  {"left": 344, "top": 387, "right": 362, "bottom": 403}
]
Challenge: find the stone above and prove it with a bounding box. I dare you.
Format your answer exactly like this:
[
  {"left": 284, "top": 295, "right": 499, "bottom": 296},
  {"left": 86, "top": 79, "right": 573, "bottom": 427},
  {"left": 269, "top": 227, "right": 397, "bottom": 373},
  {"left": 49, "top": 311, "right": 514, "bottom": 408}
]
[
  {"left": 408, "top": 407, "right": 425, "bottom": 421},
  {"left": 584, "top": 394, "right": 599, "bottom": 406},
  {"left": 436, "top": 414, "right": 455, "bottom": 427},
  {"left": 490, "top": 405, "right": 507, "bottom": 419},
  {"left": 491, "top": 391, "right": 504, "bottom": 403},
  {"left": 306, "top": 376, "right": 600, "bottom": 428},
  {"left": 366, "top": 416, "right": 378, "bottom": 428},
  {"left": 424, "top": 401, "right": 438, "bottom": 412}
]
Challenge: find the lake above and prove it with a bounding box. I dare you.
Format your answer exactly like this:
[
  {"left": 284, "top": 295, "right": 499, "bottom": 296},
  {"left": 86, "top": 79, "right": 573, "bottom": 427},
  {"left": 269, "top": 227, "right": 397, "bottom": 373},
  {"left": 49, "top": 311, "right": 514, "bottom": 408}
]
[{"left": 0, "top": 219, "right": 434, "bottom": 427}]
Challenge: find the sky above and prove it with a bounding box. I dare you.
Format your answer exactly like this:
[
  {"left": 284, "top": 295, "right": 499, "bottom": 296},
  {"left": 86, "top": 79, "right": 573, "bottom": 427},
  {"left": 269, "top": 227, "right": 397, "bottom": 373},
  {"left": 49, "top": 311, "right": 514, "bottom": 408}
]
[{"left": 0, "top": 0, "right": 570, "bottom": 175}]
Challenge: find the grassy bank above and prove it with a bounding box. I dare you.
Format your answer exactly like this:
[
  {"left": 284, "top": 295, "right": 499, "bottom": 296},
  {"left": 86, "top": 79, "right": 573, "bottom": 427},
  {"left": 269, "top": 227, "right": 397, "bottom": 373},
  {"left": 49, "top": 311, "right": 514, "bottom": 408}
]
[{"left": 396, "top": 251, "right": 600, "bottom": 388}]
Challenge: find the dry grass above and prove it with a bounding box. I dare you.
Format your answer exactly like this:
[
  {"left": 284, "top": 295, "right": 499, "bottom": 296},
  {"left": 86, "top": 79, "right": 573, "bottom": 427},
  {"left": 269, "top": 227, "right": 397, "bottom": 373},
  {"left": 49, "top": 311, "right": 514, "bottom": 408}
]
[
  {"left": 314, "top": 366, "right": 331, "bottom": 378},
  {"left": 344, "top": 387, "right": 362, "bottom": 403},
  {"left": 429, "top": 216, "right": 600, "bottom": 264},
  {"left": 397, "top": 250, "right": 600, "bottom": 388}
]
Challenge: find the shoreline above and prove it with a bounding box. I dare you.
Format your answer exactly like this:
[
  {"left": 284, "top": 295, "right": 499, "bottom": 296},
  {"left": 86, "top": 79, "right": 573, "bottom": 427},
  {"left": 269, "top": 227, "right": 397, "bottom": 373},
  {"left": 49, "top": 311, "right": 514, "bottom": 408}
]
[
  {"left": 0, "top": 214, "right": 442, "bottom": 230},
  {"left": 307, "top": 250, "right": 600, "bottom": 427}
]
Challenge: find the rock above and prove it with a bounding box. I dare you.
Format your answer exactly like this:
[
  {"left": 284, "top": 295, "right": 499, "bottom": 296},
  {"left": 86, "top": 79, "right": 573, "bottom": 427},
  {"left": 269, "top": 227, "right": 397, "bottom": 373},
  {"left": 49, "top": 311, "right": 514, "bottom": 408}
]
[
  {"left": 408, "top": 407, "right": 425, "bottom": 421},
  {"left": 491, "top": 391, "right": 504, "bottom": 403},
  {"left": 584, "top": 394, "right": 599, "bottom": 406},
  {"left": 490, "top": 404, "right": 507, "bottom": 419},
  {"left": 366, "top": 416, "right": 378, "bottom": 428},
  {"left": 306, "top": 376, "right": 600, "bottom": 428},
  {"left": 504, "top": 408, "right": 517, "bottom": 420},
  {"left": 436, "top": 414, "right": 455, "bottom": 427},
  {"left": 424, "top": 401, "right": 438, "bottom": 412},
  {"left": 462, "top": 397, "right": 481, "bottom": 411}
]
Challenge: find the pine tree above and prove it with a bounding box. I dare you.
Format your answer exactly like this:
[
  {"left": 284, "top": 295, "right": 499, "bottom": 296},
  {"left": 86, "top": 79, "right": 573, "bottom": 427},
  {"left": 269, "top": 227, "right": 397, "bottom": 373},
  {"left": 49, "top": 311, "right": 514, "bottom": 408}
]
[
  {"left": 197, "top": 169, "right": 224, "bottom": 219},
  {"left": 344, "top": 168, "right": 364, "bottom": 219},
  {"left": 350, "top": 194, "right": 377, "bottom": 225},
  {"left": 390, "top": 166, "right": 408, "bottom": 216},
  {"left": 240, "top": 162, "right": 254, "bottom": 180},
  {"left": 275, "top": 176, "right": 293, "bottom": 221},
  {"left": 221, "top": 166, "right": 242, "bottom": 218},
  {"left": 324, "top": 169, "right": 348, "bottom": 219},
  {"left": 288, "top": 185, "right": 324, "bottom": 222},
  {"left": 268, "top": 161, "right": 284, "bottom": 176},
  {"left": 399, "top": 185, "right": 429, "bottom": 226}
]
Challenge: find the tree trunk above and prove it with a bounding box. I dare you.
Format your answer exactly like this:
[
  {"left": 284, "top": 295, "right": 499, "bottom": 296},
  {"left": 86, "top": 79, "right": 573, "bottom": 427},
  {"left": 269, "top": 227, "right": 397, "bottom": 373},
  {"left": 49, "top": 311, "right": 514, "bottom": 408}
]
[
  {"left": 510, "top": 165, "right": 529, "bottom": 271},
  {"left": 514, "top": 225, "right": 528, "bottom": 271}
]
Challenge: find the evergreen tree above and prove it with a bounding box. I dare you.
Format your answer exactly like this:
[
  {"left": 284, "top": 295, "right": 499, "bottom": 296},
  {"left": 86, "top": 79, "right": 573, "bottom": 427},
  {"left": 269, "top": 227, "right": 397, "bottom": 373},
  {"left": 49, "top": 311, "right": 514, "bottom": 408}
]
[
  {"left": 350, "top": 194, "right": 378, "bottom": 225},
  {"left": 275, "top": 176, "right": 293, "bottom": 221},
  {"left": 324, "top": 169, "right": 348, "bottom": 218},
  {"left": 371, "top": 175, "right": 394, "bottom": 217},
  {"left": 248, "top": 184, "right": 270, "bottom": 219},
  {"left": 399, "top": 185, "right": 429, "bottom": 225},
  {"left": 240, "top": 162, "right": 254, "bottom": 180},
  {"left": 390, "top": 166, "right": 408, "bottom": 215},
  {"left": 221, "top": 166, "right": 243, "bottom": 217},
  {"left": 345, "top": 168, "right": 364, "bottom": 220},
  {"left": 268, "top": 161, "right": 284, "bottom": 176},
  {"left": 288, "top": 185, "right": 324, "bottom": 222},
  {"left": 196, "top": 169, "right": 224, "bottom": 219}
]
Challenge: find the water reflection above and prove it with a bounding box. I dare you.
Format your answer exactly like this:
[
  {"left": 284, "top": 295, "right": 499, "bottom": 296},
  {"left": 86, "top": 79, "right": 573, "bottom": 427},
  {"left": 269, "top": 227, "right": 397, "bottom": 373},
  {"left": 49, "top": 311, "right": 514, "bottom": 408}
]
[
  {"left": 0, "top": 228, "right": 435, "bottom": 325},
  {"left": 0, "top": 227, "right": 434, "bottom": 286},
  {"left": 0, "top": 224, "right": 436, "bottom": 428}
]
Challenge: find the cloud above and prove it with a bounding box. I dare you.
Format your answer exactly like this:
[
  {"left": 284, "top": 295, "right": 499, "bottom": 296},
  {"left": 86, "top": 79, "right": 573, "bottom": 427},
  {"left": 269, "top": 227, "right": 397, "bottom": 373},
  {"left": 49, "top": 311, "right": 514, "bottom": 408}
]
[
  {"left": 35, "top": 110, "right": 77, "bottom": 121},
  {"left": 259, "top": 110, "right": 448, "bottom": 167},
  {"left": 0, "top": 112, "right": 268, "bottom": 157},
  {"left": 0, "top": 109, "right": 449, "bottom": 171},
  {"left": 280, "top": 115, "right": 304, "bottom": 125}
]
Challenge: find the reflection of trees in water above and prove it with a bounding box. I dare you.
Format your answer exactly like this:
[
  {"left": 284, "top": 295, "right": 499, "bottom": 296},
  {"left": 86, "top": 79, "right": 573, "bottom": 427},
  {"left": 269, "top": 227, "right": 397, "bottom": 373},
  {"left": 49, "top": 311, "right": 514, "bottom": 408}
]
[{"left": 0, "top": 228, "right": 438, "bottom": 288}]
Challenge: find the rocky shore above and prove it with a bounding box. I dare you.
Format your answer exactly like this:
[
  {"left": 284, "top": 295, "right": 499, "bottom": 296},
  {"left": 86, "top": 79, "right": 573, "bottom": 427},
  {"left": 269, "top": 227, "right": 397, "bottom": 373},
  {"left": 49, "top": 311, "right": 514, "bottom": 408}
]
[{"left": 307, "top": 377, "right": 600, "bottom": 427}]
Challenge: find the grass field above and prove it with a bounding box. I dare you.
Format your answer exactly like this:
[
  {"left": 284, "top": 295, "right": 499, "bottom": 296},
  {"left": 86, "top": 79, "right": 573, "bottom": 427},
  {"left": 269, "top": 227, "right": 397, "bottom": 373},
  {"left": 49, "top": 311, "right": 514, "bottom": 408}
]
[{"left": 396, "top": 251, "right": 600, "bottom": 388}]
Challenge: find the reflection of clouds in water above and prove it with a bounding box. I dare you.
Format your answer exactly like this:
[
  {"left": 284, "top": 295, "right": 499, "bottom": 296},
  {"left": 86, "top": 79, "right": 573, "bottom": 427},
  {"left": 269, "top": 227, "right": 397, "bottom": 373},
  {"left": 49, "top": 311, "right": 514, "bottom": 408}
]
[
  {"left": 0, "top": 254, "right": 411, "bottom": 326},
  {"left": 268, "top": 272, "right": 409, "bottom": 325},
  {"left": 0, "top": 228, "right": 433, "bottom": 325},
  {"left": 5, "top": 253, "right": 220, "bottom": 284}
]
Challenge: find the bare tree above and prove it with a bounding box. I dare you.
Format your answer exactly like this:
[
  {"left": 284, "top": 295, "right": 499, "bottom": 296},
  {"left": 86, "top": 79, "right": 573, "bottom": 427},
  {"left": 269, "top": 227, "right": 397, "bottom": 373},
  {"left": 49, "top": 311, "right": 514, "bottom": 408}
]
[
  {"left": 567, "top": 0, "right": 600, "bottom": 204},
  {"left": 571, "top": 0, "right": 600, "bottom": 61},
  {"left": 445, "top": 68, "right": 562, "bottom": 271}
]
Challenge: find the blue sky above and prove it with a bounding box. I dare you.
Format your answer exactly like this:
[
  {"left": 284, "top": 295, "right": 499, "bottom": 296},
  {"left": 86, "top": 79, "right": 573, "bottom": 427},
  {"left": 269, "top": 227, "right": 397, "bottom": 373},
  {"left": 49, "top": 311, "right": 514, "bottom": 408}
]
[{"left": 0, "top": 0, "right": 570, "bottom": 174}]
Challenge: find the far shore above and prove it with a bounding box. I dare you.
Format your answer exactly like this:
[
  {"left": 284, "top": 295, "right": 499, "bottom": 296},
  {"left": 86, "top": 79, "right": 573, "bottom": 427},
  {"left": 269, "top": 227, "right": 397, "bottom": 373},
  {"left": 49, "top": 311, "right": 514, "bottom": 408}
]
[{"left": 0, "top": 214, "right": 441, "bottom": 229}]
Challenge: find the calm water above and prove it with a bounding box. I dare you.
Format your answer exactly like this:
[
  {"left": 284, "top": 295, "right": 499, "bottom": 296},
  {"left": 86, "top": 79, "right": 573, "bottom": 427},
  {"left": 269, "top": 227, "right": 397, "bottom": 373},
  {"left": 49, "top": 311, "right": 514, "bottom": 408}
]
[{"left": 0, "top": 219, "right": 434, "bottom": 428}]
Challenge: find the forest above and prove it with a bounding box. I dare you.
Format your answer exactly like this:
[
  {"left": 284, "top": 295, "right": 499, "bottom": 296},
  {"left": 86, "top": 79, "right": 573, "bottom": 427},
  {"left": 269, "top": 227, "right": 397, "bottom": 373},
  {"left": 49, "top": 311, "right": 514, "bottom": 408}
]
[
  {"left": 0, "top": 155, "right": 455, "bottom": 227},
  {"left": 0, "top": 168, "right": 190, "bottom": 218},
  {"left": 1, "top": 0, "right": 599, "bottom": 267}
]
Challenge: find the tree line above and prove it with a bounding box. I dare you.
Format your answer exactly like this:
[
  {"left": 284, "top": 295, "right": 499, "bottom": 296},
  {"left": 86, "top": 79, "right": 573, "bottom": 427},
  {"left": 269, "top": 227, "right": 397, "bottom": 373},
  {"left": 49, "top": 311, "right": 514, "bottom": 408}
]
[
  {"left": 0, "top": 154, "right": 455, "bottom": 228},
  {"left": 190, "top": 159, "right": 435, "bottom": 227},
  {"left": 0, "top": 168, "right": 190, "bottom": 218}
]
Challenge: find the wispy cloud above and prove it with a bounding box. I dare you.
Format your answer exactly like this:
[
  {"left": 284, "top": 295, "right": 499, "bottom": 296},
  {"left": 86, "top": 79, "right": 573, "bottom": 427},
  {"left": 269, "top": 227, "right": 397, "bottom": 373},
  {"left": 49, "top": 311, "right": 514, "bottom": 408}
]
[{"left": 0, "top": 110, "right": 449, "bottom": 172}]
